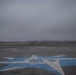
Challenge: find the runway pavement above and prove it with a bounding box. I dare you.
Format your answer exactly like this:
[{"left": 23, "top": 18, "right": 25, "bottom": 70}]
[{"left": 0, "top": 46, "right": 76, "bottom": 75}]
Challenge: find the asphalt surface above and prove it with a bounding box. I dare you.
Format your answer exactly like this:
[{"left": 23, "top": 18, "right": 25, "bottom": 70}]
[{"left": 0, "top": 46, "right": 76, "bottom": 75}]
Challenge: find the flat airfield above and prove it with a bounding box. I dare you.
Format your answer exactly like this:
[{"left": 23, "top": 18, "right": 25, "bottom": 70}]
[{"left": 0, "top": 46, "right": 76, "bottom": 75}]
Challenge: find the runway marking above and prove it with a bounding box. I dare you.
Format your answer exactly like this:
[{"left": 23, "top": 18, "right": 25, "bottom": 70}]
[{"left": 0, "top": 55, "right": 76, "bottom": 75}]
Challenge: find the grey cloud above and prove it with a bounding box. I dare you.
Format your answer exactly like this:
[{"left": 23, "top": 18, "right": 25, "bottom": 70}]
[{"left": 0, "top": 0, "right": 76, "bottom": 41}]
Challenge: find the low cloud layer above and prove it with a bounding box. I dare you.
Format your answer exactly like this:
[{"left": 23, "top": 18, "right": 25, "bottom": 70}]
[{"left": 0, "top": 0, "right": 76, "bottom": 41}]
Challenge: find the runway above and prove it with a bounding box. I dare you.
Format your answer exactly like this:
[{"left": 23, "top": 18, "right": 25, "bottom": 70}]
[{"left": 0, "top": 46, "right": 76, "bottom": 75}]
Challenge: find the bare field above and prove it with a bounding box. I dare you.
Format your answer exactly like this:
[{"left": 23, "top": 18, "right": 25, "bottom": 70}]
[{"left": 0, "top": 46, "right": 76, "bottom": 75}]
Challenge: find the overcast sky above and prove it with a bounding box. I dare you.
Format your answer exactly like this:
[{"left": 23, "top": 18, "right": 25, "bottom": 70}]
[{"left": 0, "top": 0, "right": 76, "bottom": 41}]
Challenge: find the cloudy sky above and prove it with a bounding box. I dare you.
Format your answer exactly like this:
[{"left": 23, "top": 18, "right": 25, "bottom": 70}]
[{"left": 0, "top": 0, "right": 76, "bottom": 41}]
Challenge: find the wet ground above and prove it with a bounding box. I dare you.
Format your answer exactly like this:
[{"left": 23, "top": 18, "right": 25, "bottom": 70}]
[{"left": 0, "top": 46, "right": 76, "bottom": 75}]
